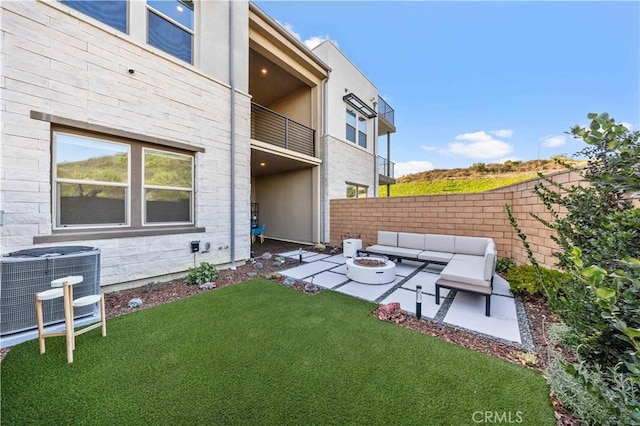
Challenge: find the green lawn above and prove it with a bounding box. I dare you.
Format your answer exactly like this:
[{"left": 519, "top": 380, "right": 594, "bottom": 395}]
[{"left": 1, "top": 280, "right": 554, "bottom": 425}]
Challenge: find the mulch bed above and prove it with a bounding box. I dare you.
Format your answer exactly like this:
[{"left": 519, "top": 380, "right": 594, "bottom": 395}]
[{"left": 0, "top": 254, "right": 577, "bottom": 425}]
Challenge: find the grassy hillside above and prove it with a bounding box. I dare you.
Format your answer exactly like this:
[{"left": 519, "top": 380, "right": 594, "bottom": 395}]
[
  {"left": 379, "top": 175, "right": 537, "bottom": 197},
  {"left": 380, "top": 157, "right": 579, "bottom": 197}
]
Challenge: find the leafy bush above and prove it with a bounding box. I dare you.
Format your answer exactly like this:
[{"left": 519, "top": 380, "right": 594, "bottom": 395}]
[
  {"left": 184, "top": 262, "right": 219, "bottom": 285},
  {"left": 495, "top": 257, "right": 515, "bottom": 275},
  {"left": 505, "top": 264, "right": 568, "bottom": 295},
  {"left": 547, "top": 322, "right": 580, "bottom": 348},
  {"left": 508, "top": 113, "right": 640, "bottom": 422},
  {"left": 545, "top": 346, "right": 639, "bottom": 425}
]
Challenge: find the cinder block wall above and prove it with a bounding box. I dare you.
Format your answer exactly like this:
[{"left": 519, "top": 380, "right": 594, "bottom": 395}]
[
  {"left": 330, "top": 170, "right": 584, "bottom": 269},
  {"left": 493, "top": 170, "right": 583, "bottom": 267}
]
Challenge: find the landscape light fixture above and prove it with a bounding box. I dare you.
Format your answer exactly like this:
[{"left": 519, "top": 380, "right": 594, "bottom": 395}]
[
  {"left": 299, "top": 247, "right": 303, "bottom": 263},
  {"left": 416, "top": 285, "right": 422, "bottom": 320}
]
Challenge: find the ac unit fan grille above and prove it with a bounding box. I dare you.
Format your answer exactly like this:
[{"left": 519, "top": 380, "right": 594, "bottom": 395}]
[{"left": 0, "top": 248, "right": 100, "bottom": 336}]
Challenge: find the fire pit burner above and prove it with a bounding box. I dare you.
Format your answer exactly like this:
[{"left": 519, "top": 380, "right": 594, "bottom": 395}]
[{"left": 346, "top": 257, "right": 396, "bottom": 285}]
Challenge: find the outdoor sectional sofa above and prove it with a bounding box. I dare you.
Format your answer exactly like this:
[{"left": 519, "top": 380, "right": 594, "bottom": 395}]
[{"left": 361, "top": 231, "right": 497, "bottom": 316}]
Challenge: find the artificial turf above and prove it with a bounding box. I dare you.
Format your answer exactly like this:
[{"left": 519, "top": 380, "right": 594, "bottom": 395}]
[{"left": 1, "top": 280, "right": 555, "bottom": 425}]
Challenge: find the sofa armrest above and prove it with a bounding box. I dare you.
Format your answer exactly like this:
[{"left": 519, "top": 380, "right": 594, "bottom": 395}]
[{"left": 483, "top": 241, "right": 497, "bottom": 281}]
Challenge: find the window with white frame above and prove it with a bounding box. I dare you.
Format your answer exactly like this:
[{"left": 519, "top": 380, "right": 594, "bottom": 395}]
[
  {"left": 346, "top": 183, "right": 368, "bottom": 199},
  {"left": 147, "top": 0, "right": 194, "bottom": 63},
  {"left": 60, "top": 0, "right": 128, "bottom": 33},
  {"left": 345, "top": 108, "right": 368, "bottom": 148},
  {"left": 53, "top": 130, "right": 194, "bottom": 229},
  {"left": 358, "top": 116, "right": 367, "bottom": 148},
  {"left": 346, "top": 108, "right": 356, "bottom": 143}
]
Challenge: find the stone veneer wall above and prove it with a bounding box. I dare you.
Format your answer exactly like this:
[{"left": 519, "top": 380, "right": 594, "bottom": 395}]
[
  {"left": 330, "top": 170, "right": 584, "bottom": 269},
  {"left": 1, "top": 1, "right": 251, "bottom": 290}
]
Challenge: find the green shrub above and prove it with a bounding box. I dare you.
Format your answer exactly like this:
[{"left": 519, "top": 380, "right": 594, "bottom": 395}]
[
  {"left": 507, "top": 113, "right": 640, "bottom": 422},
  {"left": 545, "top": 336, "right": 640, "bottom": 426},
  {"left": 547, "top": 322, "right": 580, "bottom": 348},
  {"left": 505, "top": 264, "right": 569, "bottom": 295},
  {"left": 495, "top": 257, "right": 515, "bottom": 275},
  {"left": 184, "top": 261, "right": 219, "bottom": 285}
]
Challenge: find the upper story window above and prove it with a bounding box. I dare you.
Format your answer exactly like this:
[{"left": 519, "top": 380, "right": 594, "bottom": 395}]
[
  {"left": 358, "top": 116, "right": 367, "bottom": 148},
  {"left": 60, "top": 0, "right": 128, "bottom": 33},
  {"left": 147, "top": 0, "right": 194, "bottom": 63},
  {"left": 53, "top": 130, "right": 194, "bottom": 229},
  {"left": 345, "top": 108, "right": 368, "bottom": 148},
  {"left": 346, "top": 109, "right": 356, "bottom": 143}
]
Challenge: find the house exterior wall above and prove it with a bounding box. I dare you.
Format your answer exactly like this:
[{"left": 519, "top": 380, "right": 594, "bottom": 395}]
[
  {"left": 325, "top": 136, "right": 375, "bottom": 200},
  {"left": 0, "top": 0, "right": 252, "bottom": 290},
  {"left": 329, "top": 170, "right": 582, "bottom": 270},
  {"left": 267, "top": 88, "right": 312, "bottom": 128},
  {"left": 253, "top": 168, "right": 314, "bottom": 243},
  {"left": 312, "top": 41, "right": 380, "bottom": 242}
]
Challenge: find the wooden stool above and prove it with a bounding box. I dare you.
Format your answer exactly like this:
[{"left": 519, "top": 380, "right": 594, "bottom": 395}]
[
  {"left": 52, "top": 276, "right": 107, "bottom": 363},
  {"left": 35, "top": 287, "right": 65, "bottom": 355}
]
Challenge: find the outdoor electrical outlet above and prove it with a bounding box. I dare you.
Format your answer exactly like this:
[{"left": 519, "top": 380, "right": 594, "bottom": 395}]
[{"left": 190, "top": 241, "right": 200, "bottom": 253}]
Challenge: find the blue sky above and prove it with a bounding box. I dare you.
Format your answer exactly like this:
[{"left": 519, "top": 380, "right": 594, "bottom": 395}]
[{"left": 255, "top": 1, "right": 640, "bottom": 176}]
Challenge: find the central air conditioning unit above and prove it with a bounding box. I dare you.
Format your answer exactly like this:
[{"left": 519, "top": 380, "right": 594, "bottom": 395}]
[{"left": 0, "top": 246, "right": 101, "bottom": 336}]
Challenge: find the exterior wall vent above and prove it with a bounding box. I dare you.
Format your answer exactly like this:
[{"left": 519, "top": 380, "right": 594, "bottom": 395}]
[{"left": 0, "top": 246, "right": 100, "bottom": 336}]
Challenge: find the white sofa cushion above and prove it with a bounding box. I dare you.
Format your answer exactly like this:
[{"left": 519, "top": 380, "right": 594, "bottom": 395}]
[
  {"left": 377, "top": 231, "right": 398, "bottom": 247},
  {"left": 366, "top": 245, "right": 422, "bottom": 259},
  {"left": 424, "top": 234, "right": 455, "bottom": 253},
  {"left": 454, "top": 236, "right": 489, "bottom": 256},
  {"left": 398, "top": 232, "right": 425, "bottom": 250},
  {"left": 440, "top": 257, "right": 490, "bottom": 287},
  {"left": 484, "top": 241, "right": 496, "bottom": 281},
  {"left": 417, "top": 250, "right": 454, "bottom": 263}
]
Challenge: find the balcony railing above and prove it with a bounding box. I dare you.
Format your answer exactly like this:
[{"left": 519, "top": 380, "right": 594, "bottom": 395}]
[
  {"left": 378, "top": 156, "right": 395, "bottom": 178},
  {"left": 378, "top": 95, "right": 394, "bottom": 127},
  {"left": 251, "top": 102, "right": 316, "bottom": 158}
]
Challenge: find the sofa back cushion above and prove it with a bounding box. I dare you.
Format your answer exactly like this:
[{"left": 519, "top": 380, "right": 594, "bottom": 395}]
[
  {"left": 484, "top": 241, "right": 497, "bottom": 281},
  {"left": 398, "top": 233, "right": 426, "bottom": 250},
  {"left": 424, "top": 234, "right": 455, "bottom": 253},
  {"left": 455, "top": 236, "right": 489, "bottom": 255},
  {"left": 378, "top": 231, "right": 398, "bottom": 247}
]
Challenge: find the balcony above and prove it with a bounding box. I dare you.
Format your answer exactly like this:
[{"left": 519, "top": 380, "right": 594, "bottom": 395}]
[
  {"left": 251, "top": 102, "right": 316, "bottom": 158},
  {"left": 378, "top": 155, "right": 396, "bottom": 185},
  {"left": 378, "top": 95, "right": 395, "bottom": 134}
]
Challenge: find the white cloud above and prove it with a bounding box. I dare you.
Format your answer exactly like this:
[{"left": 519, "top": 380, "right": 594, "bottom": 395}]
[
  {"left": 420, "top": 145, "right": 439, "bottom": 152},
  {"left": 394, "top": 161, "right": 434, "bottom": 177},
  {"left": 440, "top": 131, "right": 513, "bottom": 159},
  {"left": 276, "top": 21, "right": 336, "bottom": 50},
  {"left": 540, "top": 135, "right": 566, "bottom": 148},
  {"left": 277, "top": 21, "right": 301, "bottom": 40},
  {"left": 620, "top": 121, "right": 634, "bottom": 130},
  {"left": 490, "top": 129, "right": 514, "bottom": 138}
]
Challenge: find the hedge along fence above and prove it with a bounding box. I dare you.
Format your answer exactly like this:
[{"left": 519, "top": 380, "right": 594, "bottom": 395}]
[{"left": 329, "top": 169, "right": 584, "bottom": 269}]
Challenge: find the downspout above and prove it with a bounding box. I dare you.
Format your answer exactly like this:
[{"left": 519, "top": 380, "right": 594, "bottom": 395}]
[
  {"left": 229, "top": 1, "right": 236, "bottom": 269},
  {"left": 320, "top": 71, "right": 330, "bottom": 243},
  {"left": 373, "top": 102, "right": 378, "bottom": 198}
]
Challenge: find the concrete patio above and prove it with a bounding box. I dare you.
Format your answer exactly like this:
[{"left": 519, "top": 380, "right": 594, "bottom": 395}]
[{"left": 277, "top": 249, "right": 534, "bottom": 351}]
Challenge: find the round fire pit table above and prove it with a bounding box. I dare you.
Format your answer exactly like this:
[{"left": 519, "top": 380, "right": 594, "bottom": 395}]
[{"left": 346, "top": 257, "right": 396, "bottom": 285}]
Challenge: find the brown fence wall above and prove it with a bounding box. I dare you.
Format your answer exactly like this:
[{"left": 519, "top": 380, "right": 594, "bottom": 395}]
[{"left": 329, "top": 170, "right": 584, "bottom": 269}]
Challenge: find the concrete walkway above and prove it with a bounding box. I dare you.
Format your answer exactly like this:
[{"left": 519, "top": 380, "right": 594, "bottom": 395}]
[{"left": 278, "top": 250, "right": 534, "bottom": 351}]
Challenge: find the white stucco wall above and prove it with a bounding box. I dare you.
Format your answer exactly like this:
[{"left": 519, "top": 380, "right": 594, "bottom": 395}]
[
  {"left": 325, "top": 136, "right": 375, "bottom": 200},
  {"left": 0, "top": 0, "right": 251, "bottom": 289},
  {"left": 313, "top": 41, "right": 379, "bottom": 242}
]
